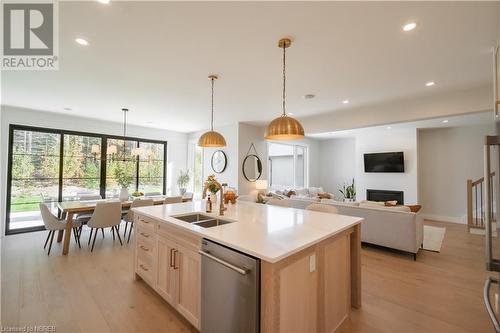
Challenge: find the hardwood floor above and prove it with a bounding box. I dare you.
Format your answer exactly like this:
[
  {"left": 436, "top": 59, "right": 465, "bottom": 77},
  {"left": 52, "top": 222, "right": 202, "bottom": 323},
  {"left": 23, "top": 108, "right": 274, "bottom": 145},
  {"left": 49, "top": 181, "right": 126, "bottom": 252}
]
[{"left": 1, "top": 220, "right": 495, "bottom": 332}]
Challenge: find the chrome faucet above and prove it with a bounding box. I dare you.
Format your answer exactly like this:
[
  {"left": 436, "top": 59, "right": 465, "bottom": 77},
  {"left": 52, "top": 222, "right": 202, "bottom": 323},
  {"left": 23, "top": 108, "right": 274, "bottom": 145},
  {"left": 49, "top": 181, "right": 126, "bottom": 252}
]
[{"left": 202, "top": 179, "right": 226, "bottom": 216}]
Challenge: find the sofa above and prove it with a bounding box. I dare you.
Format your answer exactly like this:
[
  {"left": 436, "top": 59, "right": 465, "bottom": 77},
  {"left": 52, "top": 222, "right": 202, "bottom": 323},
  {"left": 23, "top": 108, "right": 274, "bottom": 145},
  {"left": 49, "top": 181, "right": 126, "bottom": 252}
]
[{"left": 282, "top": 198, "right": 423, "bottom": 258}]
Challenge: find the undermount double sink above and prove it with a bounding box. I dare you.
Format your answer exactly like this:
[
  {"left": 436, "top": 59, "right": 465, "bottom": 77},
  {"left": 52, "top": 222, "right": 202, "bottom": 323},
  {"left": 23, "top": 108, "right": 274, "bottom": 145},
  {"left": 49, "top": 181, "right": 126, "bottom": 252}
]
[{"left": 172, "top": 213, "right": 234, "bottom": 228}]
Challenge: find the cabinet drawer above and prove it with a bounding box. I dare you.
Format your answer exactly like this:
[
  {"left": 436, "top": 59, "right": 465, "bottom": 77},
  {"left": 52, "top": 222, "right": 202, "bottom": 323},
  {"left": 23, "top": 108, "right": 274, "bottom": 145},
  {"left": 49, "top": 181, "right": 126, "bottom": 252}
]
[
  {"left": 136, "top": 226, "right": 155, "bottom": 244},
  {"left": 135, "top": 215, "right": 156, "bottom": 231},
  {"left": 137, "top": 238, "right": 155, "bottom": 260},
  {"left": 136, "top": 255, "right": 155, "bottom": 285}
]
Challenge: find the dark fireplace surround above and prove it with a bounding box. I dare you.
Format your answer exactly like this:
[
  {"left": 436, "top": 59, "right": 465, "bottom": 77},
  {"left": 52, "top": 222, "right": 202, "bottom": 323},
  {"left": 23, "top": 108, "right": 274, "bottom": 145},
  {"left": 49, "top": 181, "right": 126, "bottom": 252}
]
[{"left": 366, "top": 189, "right": 404, "bottom": 205}]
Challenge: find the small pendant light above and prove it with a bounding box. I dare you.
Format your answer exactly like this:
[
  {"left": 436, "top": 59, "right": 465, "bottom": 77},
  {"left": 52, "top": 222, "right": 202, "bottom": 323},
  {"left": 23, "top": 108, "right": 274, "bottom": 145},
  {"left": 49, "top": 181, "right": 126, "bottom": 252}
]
[
  {"left": 198, "top": 75, "right": 227, "bottom": 147},
  {"left": 265, "top": 38, "right": 305, "bottom": 141}
]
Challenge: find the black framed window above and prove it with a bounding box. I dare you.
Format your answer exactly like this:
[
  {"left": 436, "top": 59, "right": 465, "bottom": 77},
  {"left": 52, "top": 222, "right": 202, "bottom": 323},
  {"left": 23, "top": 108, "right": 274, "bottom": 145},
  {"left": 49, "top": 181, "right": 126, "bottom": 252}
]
[
  {"left": 6, "top": 125, "right": 167, "bottom": 235},
  {"left": 62, "top": 134, "right": 102, "bottom": 200},
  {"left": 138, "top": 142, "right": 165, "bottom": 195}
]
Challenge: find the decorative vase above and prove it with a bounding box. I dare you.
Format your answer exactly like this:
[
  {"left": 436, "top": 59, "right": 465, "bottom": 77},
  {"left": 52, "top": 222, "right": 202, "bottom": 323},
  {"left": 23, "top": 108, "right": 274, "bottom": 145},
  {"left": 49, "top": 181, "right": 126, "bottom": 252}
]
[
  {"left": 344, "top": 198, "right": 354, "bottom": 203},
  {"left": 179, "top": 188, "right": 187, "bottom": 196},
  {"left": 119, "top": 187, "right": 129, "bottom": 201},
  {"left": 210, "top": 192, "right": 218, "bottom": 205}
]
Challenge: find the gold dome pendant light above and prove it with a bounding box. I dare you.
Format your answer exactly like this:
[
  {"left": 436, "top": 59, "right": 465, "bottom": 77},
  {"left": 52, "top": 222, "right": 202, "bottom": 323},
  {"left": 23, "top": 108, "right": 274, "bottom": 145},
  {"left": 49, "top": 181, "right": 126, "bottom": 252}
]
[
  {"left": 198, "top": 75, "right": 227, "bottom": 147},
  {"left": 265, "top": 38, "right": 305, "bottom": 141}
]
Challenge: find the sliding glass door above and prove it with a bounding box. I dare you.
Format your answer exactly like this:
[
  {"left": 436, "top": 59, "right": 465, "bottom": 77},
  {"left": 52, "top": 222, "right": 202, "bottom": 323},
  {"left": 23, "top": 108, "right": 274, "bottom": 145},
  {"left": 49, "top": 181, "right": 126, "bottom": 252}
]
[
  {"left": 9, "top": 129, "right": 60, "bottom": 231},
  {"left": 6, "top": 125, "right": 167, "bottom": 235}
]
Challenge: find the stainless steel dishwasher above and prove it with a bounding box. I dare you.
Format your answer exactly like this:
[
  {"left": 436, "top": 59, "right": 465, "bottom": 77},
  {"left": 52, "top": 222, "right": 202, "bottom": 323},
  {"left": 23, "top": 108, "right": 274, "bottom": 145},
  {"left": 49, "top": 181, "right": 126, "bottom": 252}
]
[{"left": 200, "top": 238, "right": 260, "bottom": 333}]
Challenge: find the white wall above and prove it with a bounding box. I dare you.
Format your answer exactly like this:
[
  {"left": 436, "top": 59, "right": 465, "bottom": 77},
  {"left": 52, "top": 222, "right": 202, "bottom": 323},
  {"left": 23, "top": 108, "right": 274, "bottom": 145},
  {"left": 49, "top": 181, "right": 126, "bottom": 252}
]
[
  {"left": 418, "top": 123, "right": 496, "bottom": 223},
  {"left": 188, "top": 124, "right": 239, "bottom": 192},
  {"left": 316, "top": 128, "right": 418, "bottom": 204},
  {"left": 318, "top": 138, "right": 356, "bottom": 198},
  {"left": 238, "top": 123, "right": 267, "bottom": 196},
  {"left": 355, "top": 127, "right": 418, "bottom": 204},
  {"left": 0, "top": 105, "right": 189, "bottom": 235}
]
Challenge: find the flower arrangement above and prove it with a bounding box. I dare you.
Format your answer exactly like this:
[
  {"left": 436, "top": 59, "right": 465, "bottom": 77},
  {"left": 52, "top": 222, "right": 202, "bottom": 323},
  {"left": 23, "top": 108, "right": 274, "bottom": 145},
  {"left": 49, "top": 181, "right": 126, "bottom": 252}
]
[{"left": 206, "top": 175, "right": 220, "bottom": 195}]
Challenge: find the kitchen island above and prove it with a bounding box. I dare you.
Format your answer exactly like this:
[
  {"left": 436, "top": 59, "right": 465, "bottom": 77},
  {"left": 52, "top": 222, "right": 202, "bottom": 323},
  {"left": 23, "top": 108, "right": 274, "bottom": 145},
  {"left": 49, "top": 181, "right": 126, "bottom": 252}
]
[{"left": 132, "top": 200, "right": 362, "bottom": 332}]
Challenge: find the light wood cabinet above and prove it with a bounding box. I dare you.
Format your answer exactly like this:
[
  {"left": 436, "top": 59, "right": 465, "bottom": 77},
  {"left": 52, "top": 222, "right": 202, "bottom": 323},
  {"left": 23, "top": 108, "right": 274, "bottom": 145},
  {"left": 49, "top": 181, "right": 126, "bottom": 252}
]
[
  {"left": 156, "top": 236, "right": 176, "bottom": 305},
  {"left": 134, "top": 214, "right": 201, "bottom": 330},
  {"left": 261, "top": 226, "right": 360, "bottom": 333},
  {"left": 175, "top": 244, "right": 201, "bottom": 328}
]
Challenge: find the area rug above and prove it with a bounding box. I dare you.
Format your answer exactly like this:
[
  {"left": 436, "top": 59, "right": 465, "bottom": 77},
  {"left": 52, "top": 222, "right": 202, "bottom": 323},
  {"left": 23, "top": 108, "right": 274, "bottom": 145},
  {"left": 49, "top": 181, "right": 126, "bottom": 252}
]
[{"left": 422, "top": 225, "right": 446, "bottom": 252}]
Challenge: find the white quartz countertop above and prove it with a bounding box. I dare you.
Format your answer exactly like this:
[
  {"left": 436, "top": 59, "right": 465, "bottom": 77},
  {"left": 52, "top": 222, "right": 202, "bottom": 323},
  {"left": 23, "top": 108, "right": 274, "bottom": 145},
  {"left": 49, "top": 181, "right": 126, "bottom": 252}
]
[{"left": 133, "top": 200, "right": 363, "bottom": 263}]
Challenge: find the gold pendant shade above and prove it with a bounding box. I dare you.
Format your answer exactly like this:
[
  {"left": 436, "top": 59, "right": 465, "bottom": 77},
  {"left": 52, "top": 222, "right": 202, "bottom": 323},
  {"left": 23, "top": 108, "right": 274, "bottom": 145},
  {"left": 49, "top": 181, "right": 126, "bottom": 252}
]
[
  {"left": 198, "top": 130, "right": 227, "bottom": 147},
  {"left": 198, "top": 74, "right": 226, "bottom": 147},
  {"left": 265, "top": 38, "right": 305, "bottom": 141},
  {"left": 265, "top": 115, "right": 305, "bottom": 140}
]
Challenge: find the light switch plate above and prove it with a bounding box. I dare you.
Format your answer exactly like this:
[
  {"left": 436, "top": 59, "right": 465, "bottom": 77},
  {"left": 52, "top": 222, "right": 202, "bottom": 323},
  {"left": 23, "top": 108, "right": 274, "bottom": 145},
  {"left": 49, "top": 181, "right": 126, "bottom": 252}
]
[{"left": 309, "top": 254, "right": 316, "bottom": 272}]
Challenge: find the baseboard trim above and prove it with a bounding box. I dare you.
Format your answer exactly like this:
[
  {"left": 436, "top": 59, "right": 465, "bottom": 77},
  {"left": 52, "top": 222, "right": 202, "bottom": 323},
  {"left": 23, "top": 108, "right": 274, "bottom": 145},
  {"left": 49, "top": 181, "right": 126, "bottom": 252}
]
[{"left": 420, "top": 214, "right": 464, "bottom": 224}]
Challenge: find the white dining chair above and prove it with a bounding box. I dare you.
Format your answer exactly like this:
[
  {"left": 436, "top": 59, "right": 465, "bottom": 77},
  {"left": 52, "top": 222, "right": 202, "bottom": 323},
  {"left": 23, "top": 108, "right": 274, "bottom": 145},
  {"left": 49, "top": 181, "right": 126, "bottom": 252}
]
[
  {"left": 164, "top": 196, "right": 183, "bottom": 204},
  {"left": 145, "top": 192, "right": 162, "bottom": 197},
  {"left": 123, "top": 199, "right": 154, "bottom": 243},
  {"left": 266, "top": 198, "right": 291, "bottom": 208},
  {"left": 87, "top": 201, "right": 122, "bottom": 252},
  {"left": 75, "top": 194, "right": 102, "bottom": 220},
  {"left": 79, "top": 194, "right": 102, "bottom": 201},
  {"left": 40, "top": 203, "right": 82, "bottom": 255},
  {"left": 306, "top": 203, "right": 339, "bottom": 214}
]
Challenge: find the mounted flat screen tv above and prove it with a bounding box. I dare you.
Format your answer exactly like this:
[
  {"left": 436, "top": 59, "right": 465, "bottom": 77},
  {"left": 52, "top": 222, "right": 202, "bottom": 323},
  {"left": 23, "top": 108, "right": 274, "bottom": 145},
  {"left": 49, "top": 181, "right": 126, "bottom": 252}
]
[{"left": 364, "top": 152, "right": 404, "bottom": 173}]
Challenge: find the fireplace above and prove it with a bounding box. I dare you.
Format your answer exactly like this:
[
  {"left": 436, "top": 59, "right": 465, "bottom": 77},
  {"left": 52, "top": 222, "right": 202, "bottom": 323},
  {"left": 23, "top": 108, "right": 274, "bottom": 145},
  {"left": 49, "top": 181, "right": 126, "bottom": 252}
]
[{"left": 366, "top": 189, "right": 404, "bottom": 205}]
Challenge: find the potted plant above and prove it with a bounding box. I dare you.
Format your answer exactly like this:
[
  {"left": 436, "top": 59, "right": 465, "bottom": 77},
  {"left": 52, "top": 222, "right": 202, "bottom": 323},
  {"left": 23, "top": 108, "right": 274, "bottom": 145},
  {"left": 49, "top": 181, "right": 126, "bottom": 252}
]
[
  {"left": 339, "top": 178, "right": 356, "bottom": 202},
  {"left": 114, "top": 163, "right": 134, "bottom": 201},
  {"left": 177, "top": 170, "right": 190, "bottom": 196}
]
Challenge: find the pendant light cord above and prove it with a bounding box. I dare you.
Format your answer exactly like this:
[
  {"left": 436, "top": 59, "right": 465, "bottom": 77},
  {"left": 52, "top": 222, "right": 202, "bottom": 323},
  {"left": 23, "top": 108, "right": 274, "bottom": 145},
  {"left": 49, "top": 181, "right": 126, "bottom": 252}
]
[
  {"left": 123, "top": 109, "right": 127, "bottom": 137},
  {"left": 282, "top": 45, "right": 286, "bottom": 116},
  {"left": 211, "top": 77, "right": 215, "bottom": 131}
]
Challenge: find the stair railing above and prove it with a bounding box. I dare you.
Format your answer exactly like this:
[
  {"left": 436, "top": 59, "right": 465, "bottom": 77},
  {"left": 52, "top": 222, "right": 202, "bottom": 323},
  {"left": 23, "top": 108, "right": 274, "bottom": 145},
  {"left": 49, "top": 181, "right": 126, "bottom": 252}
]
[{"left": 467, "top": 171, "right": 495, "bottom": 230}]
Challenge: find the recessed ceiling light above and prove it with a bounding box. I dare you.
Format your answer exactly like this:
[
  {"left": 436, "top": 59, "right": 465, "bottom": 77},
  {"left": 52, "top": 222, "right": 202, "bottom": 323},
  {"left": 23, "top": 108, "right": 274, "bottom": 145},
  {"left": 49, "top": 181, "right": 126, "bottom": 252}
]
[
  {"left": 442, "top": 120, "right": 449, "bottom": 123},
  {"left": 403, "top": 22, "right": 417, "bottom": 32},
  {"left": 302, "top": 94, "right": 315, "bottom": 100},
  {"left": 387, "top": 126, "right": 392, "bottom": 130},
  {"left": 75, "top": 38, "right": 89, "bottom": 46},
  {"left": 342, "top": 100, "right": 350, "bottom": 104},
  {"left": 97, "top": 0, "right": 110, "bottom": 3},
  {"left": 425, "top": 81, "right": 435, "bottom": 87}
]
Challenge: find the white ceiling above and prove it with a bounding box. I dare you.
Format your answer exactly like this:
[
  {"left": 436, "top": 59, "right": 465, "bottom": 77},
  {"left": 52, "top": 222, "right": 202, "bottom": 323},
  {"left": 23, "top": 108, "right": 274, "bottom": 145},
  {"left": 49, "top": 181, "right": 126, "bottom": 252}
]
[
  {"left": 308, "top": 111, "right": 495, "bottom": 140},
  {"left": 1, "top": 1, "right": 499, "bottom": 133}
]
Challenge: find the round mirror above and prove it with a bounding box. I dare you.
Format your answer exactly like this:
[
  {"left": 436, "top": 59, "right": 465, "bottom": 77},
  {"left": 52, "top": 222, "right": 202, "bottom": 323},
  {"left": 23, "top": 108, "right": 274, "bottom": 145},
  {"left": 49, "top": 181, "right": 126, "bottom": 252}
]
[
  {"left": 242, "top": 154, "right": 262, "bottom": 182},
  {"left": 211, "top": 150, "right": 227, "bottom": 173}
]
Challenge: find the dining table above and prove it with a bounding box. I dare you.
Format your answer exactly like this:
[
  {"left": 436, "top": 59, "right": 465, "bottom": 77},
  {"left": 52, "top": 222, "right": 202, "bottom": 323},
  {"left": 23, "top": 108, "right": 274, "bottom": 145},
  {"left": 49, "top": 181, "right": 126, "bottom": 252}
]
[{"left": 56, "top": 196, "right": 191, "bottom": 255}]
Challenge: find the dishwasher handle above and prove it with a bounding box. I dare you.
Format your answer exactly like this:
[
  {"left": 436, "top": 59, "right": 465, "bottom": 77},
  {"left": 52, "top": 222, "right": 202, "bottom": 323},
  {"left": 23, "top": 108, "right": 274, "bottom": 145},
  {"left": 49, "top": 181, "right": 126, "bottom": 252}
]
[
  {"left": 484, "top": 277, "right": 500, "bottom": 333},
  {"left": 199, "top": 250, "right": 248, "bottom": 275}
]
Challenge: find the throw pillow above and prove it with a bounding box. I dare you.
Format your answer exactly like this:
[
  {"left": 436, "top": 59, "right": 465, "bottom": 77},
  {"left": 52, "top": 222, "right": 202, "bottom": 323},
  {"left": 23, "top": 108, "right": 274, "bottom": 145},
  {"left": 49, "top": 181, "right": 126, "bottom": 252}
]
[
  {"left": 286, "top": 190, "right": 296, "bottom": 198},
  {"left": 406, "top": 204, "right": 422, "bottom": 213},
  {"left": 361, "top": 200, "right": 385, "bottom": 206},
  {"left": 295, "top": 188, "right": 309, "bottom": 196},
  {"left": 385, "top": 200, "right": 398, "bottom": 206},
  {"left": 318, "top": 192, "right": 331, "bottom": 199}
]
